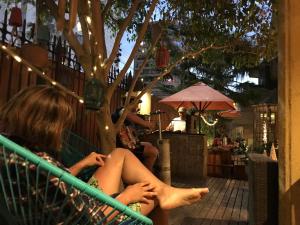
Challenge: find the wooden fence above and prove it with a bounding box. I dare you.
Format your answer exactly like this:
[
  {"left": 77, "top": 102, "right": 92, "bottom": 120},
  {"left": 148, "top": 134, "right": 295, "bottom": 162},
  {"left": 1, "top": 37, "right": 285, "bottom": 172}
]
[{"left": 0, "top": 10, "right": 129, "bottom": 148}]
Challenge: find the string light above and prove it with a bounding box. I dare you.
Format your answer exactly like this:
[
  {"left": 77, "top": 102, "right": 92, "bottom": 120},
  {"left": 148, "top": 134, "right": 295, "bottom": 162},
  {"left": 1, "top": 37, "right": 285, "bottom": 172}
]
[
  {"left": 13, "top": 55, "right": 22, "bottom": 62},
  {"left": 200, "top": 115, "right": 219, "bottom": 126},
  {"left": 93, "top": 66, "right": 97, "bottom": 72},
  {"left": 105, "top": 125, "right": 109, "bottom": 130},
  {"left": 86, "top": 16, "right": 92, "bottom": 25},
  {"left": 0, "top": 43, "right": 84, "bottom": 103}
]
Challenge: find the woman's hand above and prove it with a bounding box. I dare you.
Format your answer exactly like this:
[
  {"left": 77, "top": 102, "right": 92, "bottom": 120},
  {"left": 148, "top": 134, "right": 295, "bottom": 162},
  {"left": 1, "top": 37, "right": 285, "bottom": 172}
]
[
  {"left": 118, "top": 182, "right": 157, "bottom": 205},
  {"left": 69, "top": 152, "right": 107, "bottom": 176},
  {"left": 80, "top": 152, "right": 107, "bottom": 168}
]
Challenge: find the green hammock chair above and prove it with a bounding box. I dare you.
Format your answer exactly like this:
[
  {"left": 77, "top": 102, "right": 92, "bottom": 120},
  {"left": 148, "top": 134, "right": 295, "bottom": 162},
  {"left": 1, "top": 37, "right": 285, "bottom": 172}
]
[{"left": 0, "top": 135, "right": 152, "bottom": 225}]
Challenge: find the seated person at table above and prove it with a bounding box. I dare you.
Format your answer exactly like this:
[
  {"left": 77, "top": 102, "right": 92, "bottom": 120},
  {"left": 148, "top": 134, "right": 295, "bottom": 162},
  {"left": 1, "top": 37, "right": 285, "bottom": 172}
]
[
  {"left": 112, "top": 97, "right": 159, "bottom": 171},
  {"left": 165, "top": 107, "right": 186, "bottom": 132},
  {"left": 0, "top": 85, "right": 209, "bottom": 224}
]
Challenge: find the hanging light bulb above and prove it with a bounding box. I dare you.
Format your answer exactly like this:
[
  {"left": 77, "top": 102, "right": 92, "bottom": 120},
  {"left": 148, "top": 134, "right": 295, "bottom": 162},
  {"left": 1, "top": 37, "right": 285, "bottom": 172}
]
[{"left": 13, "top": 55, "right": 22, "bottom": 62}]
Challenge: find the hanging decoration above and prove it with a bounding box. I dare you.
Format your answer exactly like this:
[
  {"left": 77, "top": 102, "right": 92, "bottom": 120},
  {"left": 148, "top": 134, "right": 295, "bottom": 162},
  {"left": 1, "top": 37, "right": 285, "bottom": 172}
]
[
  {"left": 9, "top": 6, "right": 22, "bottom": 44},
  {"left": 9, "top": 6, "right": 22, "bottom": 27},
  {"left": 84, "top": 77, "right": 104, "bottom": 110},
  {"left": 156, "top": 45, "right": 169, "bottom": 68},
  {"left": 200, "top": 114, "right": 219, "bottom": 127}
]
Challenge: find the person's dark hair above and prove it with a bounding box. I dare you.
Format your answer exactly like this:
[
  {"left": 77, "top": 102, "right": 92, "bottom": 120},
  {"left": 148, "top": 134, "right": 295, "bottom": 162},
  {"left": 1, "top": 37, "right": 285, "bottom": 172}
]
[{"left": 0, "top": 85, "right": 74, "bottom": 155}]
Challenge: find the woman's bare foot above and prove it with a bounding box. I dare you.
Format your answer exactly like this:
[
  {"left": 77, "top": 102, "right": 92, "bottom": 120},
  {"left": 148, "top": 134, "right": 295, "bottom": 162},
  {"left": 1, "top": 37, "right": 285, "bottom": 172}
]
[{"left": 157, "top": 186, "right": 209, "bottom": 210}]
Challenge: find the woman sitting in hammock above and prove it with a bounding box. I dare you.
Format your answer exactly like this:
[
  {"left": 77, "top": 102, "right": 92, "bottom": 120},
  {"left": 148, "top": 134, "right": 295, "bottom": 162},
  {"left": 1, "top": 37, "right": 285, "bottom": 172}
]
[{"left": 0, "top": 85, "right": 209, "bottom": 224}]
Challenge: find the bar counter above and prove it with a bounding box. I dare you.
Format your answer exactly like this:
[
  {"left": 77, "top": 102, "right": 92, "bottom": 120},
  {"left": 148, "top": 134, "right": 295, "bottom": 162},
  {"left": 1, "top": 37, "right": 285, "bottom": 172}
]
[{"left": 142, "top": 132, "right": 207, "bottom": 181}]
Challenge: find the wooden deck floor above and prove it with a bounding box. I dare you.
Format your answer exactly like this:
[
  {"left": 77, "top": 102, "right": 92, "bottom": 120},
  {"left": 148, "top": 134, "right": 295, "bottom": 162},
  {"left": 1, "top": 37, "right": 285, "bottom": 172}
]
[{"left": 169, "top": 177, "right": 248, "bottom": 225}]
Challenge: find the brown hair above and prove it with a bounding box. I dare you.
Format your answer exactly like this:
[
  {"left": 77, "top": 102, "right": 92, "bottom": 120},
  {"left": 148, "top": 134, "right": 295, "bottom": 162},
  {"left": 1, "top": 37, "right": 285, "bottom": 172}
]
[{"left": 0, "top": 85, "right": 74, "bottom": 155}]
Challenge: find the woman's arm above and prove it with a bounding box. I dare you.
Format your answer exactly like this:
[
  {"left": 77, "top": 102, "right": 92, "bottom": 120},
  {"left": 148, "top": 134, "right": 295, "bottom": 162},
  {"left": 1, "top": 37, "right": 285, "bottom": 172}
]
[{"left": 69, "top": 152, "right": 107, "bottom": 176}]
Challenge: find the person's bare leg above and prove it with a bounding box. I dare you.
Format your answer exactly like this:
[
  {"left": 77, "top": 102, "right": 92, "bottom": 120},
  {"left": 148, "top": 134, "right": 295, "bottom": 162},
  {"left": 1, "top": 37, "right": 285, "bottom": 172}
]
[
  {"left": 141, "top": 142, "right": 159, "bottom": 171},
  {"left": 93, "top": 148, "right": 209, "bottom": 210}
]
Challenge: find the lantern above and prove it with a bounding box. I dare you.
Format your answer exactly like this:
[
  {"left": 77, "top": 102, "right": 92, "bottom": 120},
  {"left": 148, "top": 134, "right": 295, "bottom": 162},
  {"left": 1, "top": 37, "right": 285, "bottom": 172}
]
[
  {"left": 9, "top": 7, "right": 22, "bottom": 27},
  {"left": 84, "top": 77, "right": 104, "bottom": 110},
  {"left": 156, "top": 46, "right": 169, "bottom": 68}
]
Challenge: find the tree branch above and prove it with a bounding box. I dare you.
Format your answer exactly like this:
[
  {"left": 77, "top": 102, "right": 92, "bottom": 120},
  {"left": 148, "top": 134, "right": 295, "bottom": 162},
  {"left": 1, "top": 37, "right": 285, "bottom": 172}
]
[
  {"left": 136, "top": 45, "right": 228, "bottom": 101},
  {"left": 124, "top": 31, "right": 162, "bottom": 107},
  {"left": 103, "top": 0, "right": 115, "bottom": 16},
  {"left": 91, "top": 0, "right": 105, "bottom": 58},
  {"left": 78, "top": 0, "right": 91, "bottom": 56},
  {"left": 44, "top": 0, "right": 85, "bottom": 58},
  {"left": 106, "top": 0, "right": 140, "bottom": 70},
  {"left": 108, "top": 0, "right": 159, "bottom": 98}
]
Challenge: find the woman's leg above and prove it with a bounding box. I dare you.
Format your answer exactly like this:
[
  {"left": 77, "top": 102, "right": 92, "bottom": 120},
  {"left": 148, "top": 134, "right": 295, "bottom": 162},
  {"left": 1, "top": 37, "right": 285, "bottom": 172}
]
[{"left": 93, "top": 148, "right": 209, "bottom": 210}]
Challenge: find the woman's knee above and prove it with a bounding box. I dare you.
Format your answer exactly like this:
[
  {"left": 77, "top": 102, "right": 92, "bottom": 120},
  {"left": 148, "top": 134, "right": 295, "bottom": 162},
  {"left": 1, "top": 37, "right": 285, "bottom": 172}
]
[{"left": 111, "top": 147, "right": 132, "bottom": 158}]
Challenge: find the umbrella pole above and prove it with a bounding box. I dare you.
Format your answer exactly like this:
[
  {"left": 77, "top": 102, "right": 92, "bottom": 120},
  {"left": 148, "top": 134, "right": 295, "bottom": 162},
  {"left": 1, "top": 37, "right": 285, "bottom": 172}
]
[
  {"left": 198, "top": 112, "right": 202, "bottom": 134},
  {"left": 158, "top": 113, "right": 162, "bottom": 140}
]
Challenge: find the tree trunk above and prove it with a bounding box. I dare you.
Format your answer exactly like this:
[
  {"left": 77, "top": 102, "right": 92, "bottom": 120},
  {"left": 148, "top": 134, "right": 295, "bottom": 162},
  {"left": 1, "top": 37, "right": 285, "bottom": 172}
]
[{"left": 97, "top": 103, "right": 117, "bottom": 154}]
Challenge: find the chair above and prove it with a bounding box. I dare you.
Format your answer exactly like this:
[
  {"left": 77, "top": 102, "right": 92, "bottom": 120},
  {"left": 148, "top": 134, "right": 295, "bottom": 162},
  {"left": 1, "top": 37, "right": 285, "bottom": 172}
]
[{"left": 0, "top": 135, "right": 152, "bottom": 225}]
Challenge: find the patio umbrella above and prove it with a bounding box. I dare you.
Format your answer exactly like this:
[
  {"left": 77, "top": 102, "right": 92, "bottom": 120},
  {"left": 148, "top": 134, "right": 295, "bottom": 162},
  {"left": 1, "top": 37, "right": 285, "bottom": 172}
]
[
  {"left": 159, "top": 82, "right": 235, "bottom": 112},
  {"left": 218, "top": 110, "right": 241, "bottom": 119},
  {"left": 160, "top": 82, "right": 236, "bottom": 132}
]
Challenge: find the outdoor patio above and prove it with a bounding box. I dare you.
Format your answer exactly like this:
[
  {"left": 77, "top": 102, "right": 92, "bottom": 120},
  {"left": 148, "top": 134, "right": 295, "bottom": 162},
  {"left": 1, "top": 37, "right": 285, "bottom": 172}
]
[{"left": 170, "top": 177, "right": 248, "bottom": 225}]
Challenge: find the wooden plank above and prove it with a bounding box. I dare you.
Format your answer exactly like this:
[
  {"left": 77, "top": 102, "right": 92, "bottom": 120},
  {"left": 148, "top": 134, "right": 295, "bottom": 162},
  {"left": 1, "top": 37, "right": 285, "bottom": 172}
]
[
  {"left": 168, "top": 177, "right": 216, "bottom": 224},
  {"left": 203, "top": 178, "right": 232, "bottom": 224},
  {"left": 229, "top": 180, "right": 244, "bottom": 225},
  {"left": 239, "top": 181, "right": 249, "bottom": 223},
  {"left": 211, "top": 179, "right": 236, "bottom": 225},
  {"left": 208, "top": 179, "right": 232, "bottom": 224},
  {"left": 169, "top": 178, "right": 249, "bottom": 225},
  {"left": 200, "top": 178, "right": 228, "bottom": 225},
  {"left": 221, "top": 180, "right": 241, "bottom": 225}
]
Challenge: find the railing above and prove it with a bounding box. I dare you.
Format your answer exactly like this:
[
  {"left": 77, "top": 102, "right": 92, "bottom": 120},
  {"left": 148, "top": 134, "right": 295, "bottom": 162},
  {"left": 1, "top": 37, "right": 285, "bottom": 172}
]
[{"left": 0, "top": 134, "right": 153, "bottom": 225}]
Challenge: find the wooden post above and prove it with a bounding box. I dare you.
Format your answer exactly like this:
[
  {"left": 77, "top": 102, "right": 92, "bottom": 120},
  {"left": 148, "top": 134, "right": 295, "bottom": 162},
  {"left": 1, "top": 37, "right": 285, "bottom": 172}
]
[{"left": 157, "top": 139, "right": 171, "bottom": 185}]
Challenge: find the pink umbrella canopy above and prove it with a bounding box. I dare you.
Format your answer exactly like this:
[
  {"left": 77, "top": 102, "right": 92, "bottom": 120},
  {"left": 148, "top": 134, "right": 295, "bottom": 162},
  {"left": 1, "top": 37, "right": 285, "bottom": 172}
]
[
  {"left": 218, "top": 110, "right": 241, "bottom": 119},
  {"left": 159, "top": 82, "right": 235, "bottom": 111}
]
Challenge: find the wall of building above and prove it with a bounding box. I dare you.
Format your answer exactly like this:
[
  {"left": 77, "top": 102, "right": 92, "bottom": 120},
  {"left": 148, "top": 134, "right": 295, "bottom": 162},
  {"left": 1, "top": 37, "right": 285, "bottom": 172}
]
[{"left": 278, "top": 0, "right": 300, "bottom": 224}]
